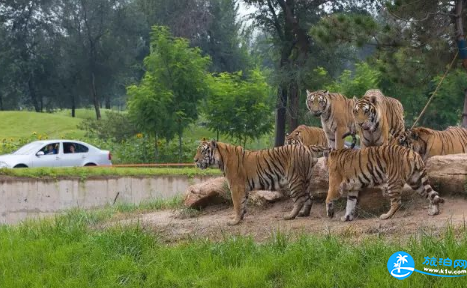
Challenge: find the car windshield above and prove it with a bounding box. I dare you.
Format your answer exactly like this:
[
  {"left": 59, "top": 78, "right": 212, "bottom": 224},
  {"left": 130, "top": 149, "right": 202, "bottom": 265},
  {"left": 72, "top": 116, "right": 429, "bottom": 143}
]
[{"left": 12, "top": 142, "right": 45, "bottom": 155}]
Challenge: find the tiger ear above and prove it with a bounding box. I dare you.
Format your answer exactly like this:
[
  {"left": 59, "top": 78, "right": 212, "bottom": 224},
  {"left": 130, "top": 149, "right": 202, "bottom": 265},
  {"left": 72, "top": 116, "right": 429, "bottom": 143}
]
[
  {"left": 353, "top": 96, "right": 358, "bottom": 101},
  {"left": 210, "top": 140, "right": 217, "bottom": 147},
  {"left": 409, "top": 130, "right": 419, "bottom": 140},
  {"left": 369, "top": 95, "right": 378, "bottom": 105}
]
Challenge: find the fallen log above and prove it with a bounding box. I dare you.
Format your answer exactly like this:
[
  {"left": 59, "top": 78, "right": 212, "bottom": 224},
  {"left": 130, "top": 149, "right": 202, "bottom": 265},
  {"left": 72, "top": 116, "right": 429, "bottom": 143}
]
[{"left": 184, "top": 154, "right": 467, "bottom": 209}]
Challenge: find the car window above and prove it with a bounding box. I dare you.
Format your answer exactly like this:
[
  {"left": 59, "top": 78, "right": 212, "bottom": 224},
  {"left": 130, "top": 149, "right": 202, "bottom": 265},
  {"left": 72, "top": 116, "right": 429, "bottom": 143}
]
[
  {"left": 64, "top": 142, "right": 89, "bottom": 154},
  {"left": 12, "top": 142, "right": 45, "bottom": 155},
  {"left": 39, "top": 143, "right": 59, "bottom": 155}
]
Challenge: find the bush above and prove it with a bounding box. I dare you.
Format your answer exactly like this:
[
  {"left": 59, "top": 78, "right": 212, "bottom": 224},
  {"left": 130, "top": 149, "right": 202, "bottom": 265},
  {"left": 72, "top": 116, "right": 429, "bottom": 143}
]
[{"left": 78, "top": 111, "right": 138, "bottom": 142}]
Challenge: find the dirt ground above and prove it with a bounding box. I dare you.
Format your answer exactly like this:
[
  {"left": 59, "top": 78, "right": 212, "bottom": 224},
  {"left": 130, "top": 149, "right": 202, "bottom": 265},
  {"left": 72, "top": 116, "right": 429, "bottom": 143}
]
[{"left": 111, "top": 195, "right": 467, "bottom": 243}]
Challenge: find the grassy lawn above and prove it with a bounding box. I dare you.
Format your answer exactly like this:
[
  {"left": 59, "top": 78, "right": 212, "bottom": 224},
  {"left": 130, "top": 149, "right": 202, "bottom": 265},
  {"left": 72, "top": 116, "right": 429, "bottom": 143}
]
[
  {"left": 0, "top": 111, "right": 85, "bottom": 139},
  {"left": 0, "top": 205, "right": 466, "bottom": 288},
  {"left": 53, "top": 108, "right": 114, "bottom": 120},
  {"left": 0, "top": 167, "right": 222, "bottom": 178}
]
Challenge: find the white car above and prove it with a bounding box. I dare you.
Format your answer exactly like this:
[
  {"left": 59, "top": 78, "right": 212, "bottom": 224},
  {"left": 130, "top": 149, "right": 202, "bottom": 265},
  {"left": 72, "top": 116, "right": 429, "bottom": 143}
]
[{"left": 0, "top": 140, "right": 112, "bottom": 168}]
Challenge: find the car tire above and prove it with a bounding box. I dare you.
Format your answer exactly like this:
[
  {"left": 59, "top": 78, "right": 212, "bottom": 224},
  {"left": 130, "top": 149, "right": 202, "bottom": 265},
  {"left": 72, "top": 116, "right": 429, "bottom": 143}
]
[
  {"left": 13, "top": 164, "right": 28, "bottom": 168},
  {"left": 84, "top": 163, "right": 97, "bottom": 167}
]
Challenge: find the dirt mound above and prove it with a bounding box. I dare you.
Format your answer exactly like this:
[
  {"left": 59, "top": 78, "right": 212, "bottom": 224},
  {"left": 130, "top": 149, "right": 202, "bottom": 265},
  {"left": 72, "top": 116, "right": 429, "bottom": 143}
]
[{"left": 112, "top": 195, "right": 467, "bottom": 243}]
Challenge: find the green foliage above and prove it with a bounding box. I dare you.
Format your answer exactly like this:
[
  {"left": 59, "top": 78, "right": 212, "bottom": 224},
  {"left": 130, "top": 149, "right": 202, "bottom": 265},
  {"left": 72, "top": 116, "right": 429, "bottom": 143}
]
[
  {"left": 0, "top": 166, "right": 221, "bottom": 179},
  {"left": 420, "top": 69, "right": 467, "bottom": 129},
  {"left": 79, "top": 111, "right": 138, "bottom": 142},
  {"left": 326, "top": 62, "right": 381, "bottom": 97},
  {"left": 128, "top": 26, "right": 211, "bottom": 159},
  {"left": 204, "top": 68, "right": 274, "bottom": 146},
  {"left": 1, "top": 212, "right": 467, "bottom": 287}
]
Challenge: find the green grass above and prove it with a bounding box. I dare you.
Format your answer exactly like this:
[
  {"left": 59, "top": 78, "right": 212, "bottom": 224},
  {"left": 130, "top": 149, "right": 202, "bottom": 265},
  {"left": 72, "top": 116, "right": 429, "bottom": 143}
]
[
  {"left": 53, "top": 108, "right": 114, "bottom": 120},
  {"left": 0, "top": 111, "right": 85, "bottom": 139},
  {"left": 0, "top": 167, "right": 222, "bottom": 179},
  {"left": 0, "top": 206, "right": 466, "bottom": 287}
]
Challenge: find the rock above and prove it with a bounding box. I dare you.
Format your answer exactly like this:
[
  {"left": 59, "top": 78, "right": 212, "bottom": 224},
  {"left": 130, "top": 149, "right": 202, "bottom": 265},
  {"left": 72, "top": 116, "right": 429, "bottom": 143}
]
[
  {"left": 425, "top": 154, "right": 467, "bottom": 196},
  {"left": 183, "top": 177, "right": 230, "bottom": 209},
  {"left": 249, "top": 190, "right": 284, "bottom": 206}
]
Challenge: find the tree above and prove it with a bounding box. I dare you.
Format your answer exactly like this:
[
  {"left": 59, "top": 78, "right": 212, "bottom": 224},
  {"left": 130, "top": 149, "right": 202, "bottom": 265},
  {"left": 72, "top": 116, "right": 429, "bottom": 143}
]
[
  {"left": 204, "top": 68, "right": 274, "bottom": 146},
  {"left": 243, "top": 0, "right": 366, "bottom": 146},
  {"left": 128, "top": 26, "right": 211, "bottom": 161},
  {"left": 311, "top": 1, "right": 467, "bottom": 127}
]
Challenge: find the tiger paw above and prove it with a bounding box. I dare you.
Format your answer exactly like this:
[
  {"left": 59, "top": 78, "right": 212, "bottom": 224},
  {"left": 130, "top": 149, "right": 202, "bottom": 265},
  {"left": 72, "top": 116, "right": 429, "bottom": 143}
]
[
  {"left": 283, "top": 214, "right": 297, "bottom": 220},
  {"left": 379, "top": 213, "right": 392, "bottom": 220},
  {"left": 227, "top": 218, "right": 242, "bottom": 226},
  {"left": 341, "top": 214, "right": 354, "bottom": 222},
  {"left": 428, "top": 206, "right": 440, "bottom": 216},
  {"left": 298, "top": 211, "right": 310, "bottom": 217}
]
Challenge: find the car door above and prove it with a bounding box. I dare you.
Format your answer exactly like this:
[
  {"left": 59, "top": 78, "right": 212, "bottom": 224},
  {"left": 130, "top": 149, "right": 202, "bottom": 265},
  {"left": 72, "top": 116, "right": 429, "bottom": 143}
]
[
  {"left": 60, "top": 142, "right": 89, "bottom": 167},
  {"left": 31, "top": 143, "right": 60, "bottom": 168}
]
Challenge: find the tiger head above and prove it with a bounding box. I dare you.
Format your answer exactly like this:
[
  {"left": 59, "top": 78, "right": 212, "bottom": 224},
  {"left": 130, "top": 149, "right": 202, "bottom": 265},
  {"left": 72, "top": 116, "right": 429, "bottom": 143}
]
[
  {"left": 285, "top": 131, "right": 304, "bottom": 145},
  {"left": 194, "top": 139, "right": 219, "bottom": 169},
  {"left": 306, "top": 90, "right": 330, "bottom": 117},
  {"left": 396, "top": 128, "right": 428, "bottom": 155},
  {"left": 396, "top": 129, "right": 411, "bottom": 147},
  {"left": 353, "top": 96, "right": 378, "bottom": 132}
]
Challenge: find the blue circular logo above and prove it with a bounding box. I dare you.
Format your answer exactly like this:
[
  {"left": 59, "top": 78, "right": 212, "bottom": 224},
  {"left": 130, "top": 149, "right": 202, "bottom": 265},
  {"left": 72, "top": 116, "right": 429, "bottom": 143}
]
[{"left": 387, "top": 251, "right": 415, "bottom": 280}]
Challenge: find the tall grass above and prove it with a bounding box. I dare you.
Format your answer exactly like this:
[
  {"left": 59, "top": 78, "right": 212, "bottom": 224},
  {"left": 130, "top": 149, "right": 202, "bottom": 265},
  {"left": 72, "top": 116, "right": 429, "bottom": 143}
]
[{"left": 0, "top": 206, "right": 466, "bottom": 287}]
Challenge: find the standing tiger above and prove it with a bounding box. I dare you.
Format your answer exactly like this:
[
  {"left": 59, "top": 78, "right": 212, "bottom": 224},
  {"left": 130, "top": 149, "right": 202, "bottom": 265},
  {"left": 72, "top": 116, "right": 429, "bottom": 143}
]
[
  {"left": 285, "top": 125, "right": 328, "bottom": 146},
  {"left": 194, "top": 140, "right": 318, "bottom": 225},
  {"left": 353, "top": 89, "right": 405, "bottom": 147},
  {"left": 319, "top": 145, "right": 443, "bottom": 221},
  {"left": 397, "top": 126, "right": 467, "bottom": 161},
  {"left": 306, "top": 90, "right": 357, "bottom": 149}
]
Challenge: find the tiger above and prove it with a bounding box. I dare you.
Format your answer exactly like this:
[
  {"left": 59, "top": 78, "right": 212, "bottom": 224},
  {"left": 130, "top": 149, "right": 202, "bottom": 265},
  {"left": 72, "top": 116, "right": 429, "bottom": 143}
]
[
  {"left": 306, "top": 90, "right": 357, "bottom": 149},
  {"left": 353, "top": 89, "right": 405, "bottom": 148},
  {"left": 194, "top": 140, "right": 319, "bottom": 225},
  {"left": 397, "top": 126, "right": 467, "bottom": 161},
  {"left": 285, "top": 125, "right": 328, "bottom": 146},
  {"left": 315, "top": 145, "right": 444, "bottom": 221}
]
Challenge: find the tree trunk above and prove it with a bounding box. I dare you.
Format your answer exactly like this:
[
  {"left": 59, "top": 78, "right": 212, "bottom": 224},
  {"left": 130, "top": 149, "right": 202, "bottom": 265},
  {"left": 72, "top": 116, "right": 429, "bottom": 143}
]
[
  {"left": 178, "top": 132, "right": 183, "bottom": 163},
  {"left": 28, "top": 78, "right": 40, "bottom": 112},
  {"left": 154, "top": 134, "right": 159, "bottom": 163},
  {"left": 288, "top": 81, "right": 299, "bottom": 132},
  {"left": 274, "top": 85, "right": 288, "bottom": 146},
  {"left": 455, "top": 0, "right": 467, "bottom": 127},
  {"left": 71, "top": 95, "right": 76, "bottom": 118},
  {"left": 105, "top": 94, "right": 111, "bottom": 109},
  {"left": 463, "top": 89, "right": 467, "bottom": 127},
  {"left": 91, "top": 72, "right": 101, "bottom": 120}
]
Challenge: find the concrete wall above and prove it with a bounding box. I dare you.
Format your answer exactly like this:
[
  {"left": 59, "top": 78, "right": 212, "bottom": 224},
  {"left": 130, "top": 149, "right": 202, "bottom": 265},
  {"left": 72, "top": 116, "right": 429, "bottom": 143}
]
[{"left": 0, "top": 175, "right": 216, "bottom": 224}]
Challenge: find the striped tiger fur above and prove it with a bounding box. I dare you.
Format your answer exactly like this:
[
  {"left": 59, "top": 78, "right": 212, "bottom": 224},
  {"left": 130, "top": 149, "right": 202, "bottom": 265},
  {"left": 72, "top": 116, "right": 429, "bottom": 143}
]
[
  {"left": 397, "top": 126, "right": 467, "bottom": 161},
  {"left": 317, "top": 145, "right": 444, "bottom": 221},
  {"left": 285, "top": 125, "right": 328, "bottom": 146},
  {"left": 353, "top": 89, "right": 405, "bottom": 147},
  {"left": 194, "top": 140, "right": 319, "bottom": 225},
  {"left": 306, "top": 90, "right": 357, "bottom": 149}
]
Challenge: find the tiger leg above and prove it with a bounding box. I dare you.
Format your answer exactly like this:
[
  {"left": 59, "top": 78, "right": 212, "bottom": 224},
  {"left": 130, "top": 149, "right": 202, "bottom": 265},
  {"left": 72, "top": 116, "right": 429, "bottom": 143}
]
[
  {"left": 341, "top": 190, "right": 359, "bottom": 222},
  {"left": 228, "top": 185, "right": 247, "bottom": 226},
  {"left": 326, "top": 180, "right": 341, "bottom": 219},
  {"left": 380, "top": 181, "right": 403, "bottom": 220},
  {"left": 284, "top": 179, "right": 307, "bottom": 220},
  {"left": 335, "top": 127, "right": 346, "bottom": 149},
  {"left": 408, "top": 170, "right": 444, "bottom": 216},
  {"left": 298, "top": 195, "right": 313, "bottom": 217}
]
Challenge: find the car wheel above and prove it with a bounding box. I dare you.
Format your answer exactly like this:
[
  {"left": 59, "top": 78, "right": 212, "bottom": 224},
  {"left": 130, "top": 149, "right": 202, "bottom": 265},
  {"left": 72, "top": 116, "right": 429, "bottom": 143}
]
[
  {"left": 84, "top": 163, "right": 97, "bottom": 167},
  {"left": 13, "top": 164, "right": 28, "bottom": 168}
]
